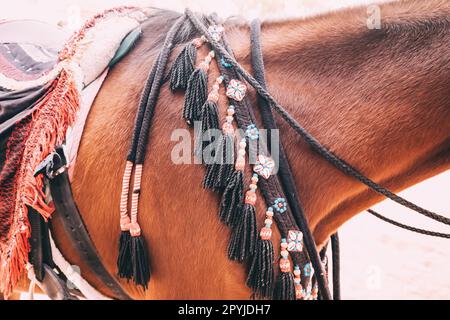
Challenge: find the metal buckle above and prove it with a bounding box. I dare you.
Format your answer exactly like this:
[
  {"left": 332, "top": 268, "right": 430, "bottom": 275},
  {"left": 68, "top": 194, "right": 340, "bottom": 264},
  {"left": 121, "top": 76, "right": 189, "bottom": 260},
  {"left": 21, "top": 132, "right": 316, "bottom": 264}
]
[{"left": 34, "top": 148, "right": 68, "bottom": 179}]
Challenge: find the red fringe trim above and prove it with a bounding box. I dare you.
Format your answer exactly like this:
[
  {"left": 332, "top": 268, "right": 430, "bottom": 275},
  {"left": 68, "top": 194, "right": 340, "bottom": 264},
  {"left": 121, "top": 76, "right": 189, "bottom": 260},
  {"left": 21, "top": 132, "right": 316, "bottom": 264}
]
[{"left": 0, "top": 68, "right": 79, "bottom": 297}]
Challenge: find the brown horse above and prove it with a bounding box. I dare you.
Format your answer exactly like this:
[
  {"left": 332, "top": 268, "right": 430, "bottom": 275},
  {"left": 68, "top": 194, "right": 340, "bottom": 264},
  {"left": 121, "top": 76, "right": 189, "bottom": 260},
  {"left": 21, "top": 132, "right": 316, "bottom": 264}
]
[{"left": 14, "top": 0, "right": 450, "bottom": 299}]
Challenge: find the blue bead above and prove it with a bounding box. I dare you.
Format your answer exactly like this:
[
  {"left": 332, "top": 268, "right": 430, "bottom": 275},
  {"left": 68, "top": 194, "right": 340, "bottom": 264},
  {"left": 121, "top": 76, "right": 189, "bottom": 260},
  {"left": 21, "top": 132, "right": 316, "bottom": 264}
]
[{"left": 220, "top": 57, "right": 232, "bottom": 68}]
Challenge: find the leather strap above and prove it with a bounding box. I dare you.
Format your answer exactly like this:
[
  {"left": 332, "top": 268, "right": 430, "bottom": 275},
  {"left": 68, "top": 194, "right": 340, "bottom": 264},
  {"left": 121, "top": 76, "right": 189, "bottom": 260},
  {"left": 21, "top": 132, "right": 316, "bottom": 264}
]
[
  {"left": 38, "top": 147, "right": 131, "bottom": 300},
  {"left": 248, "top": 19, "right": 332, "bottom": 299}
]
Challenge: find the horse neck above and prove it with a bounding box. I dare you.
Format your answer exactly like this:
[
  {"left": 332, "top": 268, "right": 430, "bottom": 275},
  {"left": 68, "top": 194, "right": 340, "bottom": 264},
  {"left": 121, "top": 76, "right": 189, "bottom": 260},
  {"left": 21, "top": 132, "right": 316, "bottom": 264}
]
[{"left": 230, "top": 0, "right": 450, "bottom": 244}]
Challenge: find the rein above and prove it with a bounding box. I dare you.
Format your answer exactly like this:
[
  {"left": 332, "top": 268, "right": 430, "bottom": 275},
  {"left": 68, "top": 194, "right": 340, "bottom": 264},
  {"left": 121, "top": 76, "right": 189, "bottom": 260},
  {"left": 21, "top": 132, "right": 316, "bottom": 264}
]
[{"left": 184, "top": 9, "right": 450, "bottom": 230}]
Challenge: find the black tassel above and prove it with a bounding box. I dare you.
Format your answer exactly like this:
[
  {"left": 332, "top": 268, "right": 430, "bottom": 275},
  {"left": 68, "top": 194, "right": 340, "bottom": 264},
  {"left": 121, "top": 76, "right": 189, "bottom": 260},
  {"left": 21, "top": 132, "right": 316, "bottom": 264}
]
[
  {"left": 203, "top": 134, "right": 235, "bottom": 191},
  {"left": 170, "top": 42, "right": 197, "bottom": 91},
  {"left": 228, "top": 203, "right": 258, "bottom": 262},
  {"left": 216, "top": 134, "right": 235, "bottom": 188},
  {"left": 183, "top": 68, "right": 208, "bottom": 126},
  {"left": 131, "top": 235, "right": 150, "bottom": 289},
  {"left": 219, "top": 170, "right": 244, "bottom": 226},
  {"left": 117, "top": 231, "right": 132, "bottom": 279},
  {"left": 273, "top": 272, "right": 296, "bottom": 300},
  {"left": 247, "top": 238, "right": 275, "bottom": 298},
  {"left": 200, "top": 100, "right": 220, "bottom": 152}
]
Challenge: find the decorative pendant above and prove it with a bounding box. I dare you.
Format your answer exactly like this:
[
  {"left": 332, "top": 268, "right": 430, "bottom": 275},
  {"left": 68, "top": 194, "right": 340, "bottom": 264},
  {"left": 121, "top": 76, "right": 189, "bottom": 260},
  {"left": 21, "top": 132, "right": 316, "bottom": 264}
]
[
  {"left": 273, "top": 197, "right": 287, "bottom": 213},
  {"left": 226, "top": 79, "right": 247, "bottom": 101},
  {"left": 287, "top": 230, "right": 303, "bottom": 252},
  {"left": 279, "top": 239, "right": 291, "bottom": 272},
  {"left": 260, "top": 207, "right": 274, "bottom": 240},
  {"left": 303, "top": 262, "right": 313, "bottom": 277},
  {"left": 208, "top": 25, "right": 225, "bottom": 42},
  {"left": 294, "top": 265, "right": 304, "bottom": 299},
  {"left": 254, "top": 154, "right": 275, "bottom": 179}
]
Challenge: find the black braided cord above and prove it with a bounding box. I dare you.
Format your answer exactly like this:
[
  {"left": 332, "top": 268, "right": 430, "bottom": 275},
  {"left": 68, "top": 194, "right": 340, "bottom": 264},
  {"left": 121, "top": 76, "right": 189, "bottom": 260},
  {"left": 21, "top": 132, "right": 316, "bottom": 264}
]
[
  {"left": 249, "top": 20, "right": 332, "bottom": 299},
  {"left": 368, "top": 209, "right": 450, "bottom": 239}
]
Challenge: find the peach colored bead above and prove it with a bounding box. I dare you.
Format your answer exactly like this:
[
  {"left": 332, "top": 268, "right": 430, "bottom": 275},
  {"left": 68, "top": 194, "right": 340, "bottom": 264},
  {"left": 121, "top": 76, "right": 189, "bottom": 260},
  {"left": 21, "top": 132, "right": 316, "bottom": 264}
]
[
  {"left": 295, "top": 286, "right": 303, "bottom": 299},
  {"left": 129, "top": 222, "right": 141, "bottom": 237},
  {"left": 260, "top": 227, "right": 272, "bottom": 240},
  {"left": 280, "top": 259, "right": 291, "bottom": 273},
  {"left": 264, "top": 219, "right": 273, "bottom": 225},
  {"left": 209, "top": 51, "right": 215, "bottom": 58},
  {"left": 120, "top": 216, "right": 131, "bottom": 231},
  {"left": 249, "top": 183, "right": 257, "bottom": 190},
  {"left": 193, "top": 38, "right": 203, "bottom": 48},
  {"left": 266, "top": 211, "right": 274, "bottom": 217},
  {"left": 281, "top": 250, "right": 289, "bottom": 258},
  {"left": 199, "top": 62, "right": 209, "bottom": 72},
  {"left": 294, "top": 269, "right": 301, "bottom": 276},
  {"left": 222, "top": 122, "right": 234, "bottom": 134},
  {"left": 239, "top": 141, "right": 246, "bottom": 148},
  {"left": 281, "top": 242, "right": 288, "bottom": 249},
  {"left": 235, "top": 158, "right": 245, "bottom": 171},
  {"left": 238, "top": 149, "right": 246, "bottom": 156},
  {"left": 251, "top": 176, "right": 258, "bottom": 183},
  {"left": 227, "top": 109, "right": 235, "bottom": 116},
  {"left": 208, "top": 92, "right": 219, "bottom": 102},
  {"left": 225, "top": 116, "right": 233, "bottom": 122},
  {"left": 212, "top": 84, "right": 220, "bottom": 91}
]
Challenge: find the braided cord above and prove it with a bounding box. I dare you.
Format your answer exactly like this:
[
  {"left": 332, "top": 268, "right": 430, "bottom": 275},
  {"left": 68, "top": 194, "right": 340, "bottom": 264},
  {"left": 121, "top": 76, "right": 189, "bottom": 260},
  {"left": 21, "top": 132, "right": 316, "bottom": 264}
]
[
  {"left": 248, "top": 20, "right": 331, "bottom": 300},
  {"left": 368, "top": 209, "right": 450, "bottom": 239},
  {"left": 184, "top": 9, "right": 450, "bottom": 227},
  {"left": 135, "top": 15, "right": 187, "bottom": 164}
]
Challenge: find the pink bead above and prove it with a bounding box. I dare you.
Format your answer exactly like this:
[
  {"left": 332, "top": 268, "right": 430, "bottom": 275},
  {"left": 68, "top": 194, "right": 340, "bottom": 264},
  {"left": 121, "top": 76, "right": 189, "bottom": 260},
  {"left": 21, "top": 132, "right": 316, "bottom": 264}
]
[
  {"left": 225, "top": 116, "right": 233, "bottom": 122},
  {"left": 281, "top": 250, "right": 289, "bottom": 258},
  {"left": 208, "top": 92, "right": 219, "bottom": 102},
  {"left": 281, "top": 242, "right": 288, "bottom": 249},
  {"left": 245, "top": 191, "right": 257, "bottom": 205},
  {"left": 260, "top": 227, "right": 272, "bottom": 240},
  {"left": 235, "top": 158, "right": 245, "bottom": 171},
  {"left": 264, "top": 218, "right": 272, "bottom": 225},
  {"left": 222, "top": 122, "right": 234, "bottom": 135},
  {"left": 199, "top": 62, "right": 209, "bottom": 72},
  {"left": 120, "top": 216, "right": 131, "bottom": 231},
  {"left": 295, "top": 285, "right": 303, "bottom": 299},
  {"left": 192, "top": 38, "right": 203, "bottom": 48},
  {"left": 266, "top": 211, "right": 274, "bottom": 217},
  {"left": 227, "top": 109, "right": 235, "bottom": 116},
  {"left": 280, "top": 259, "right": 291, "bottom": 273},
  {"left": 129, "top": 222, "right": 141, "bottom": 237},
  {"left": 212, "top": 84, "right": 220, "bottom": 91},
  {"left": 239, "top": 141, "right": 246, "bottom": 148}
]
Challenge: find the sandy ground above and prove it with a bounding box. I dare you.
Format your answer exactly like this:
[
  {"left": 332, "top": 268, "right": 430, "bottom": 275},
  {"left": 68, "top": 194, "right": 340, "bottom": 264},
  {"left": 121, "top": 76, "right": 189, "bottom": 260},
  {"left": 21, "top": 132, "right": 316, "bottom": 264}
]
[
  {"left": 4, "top": 0, "right": 449, "bottom": 300},
  {"left": 339, "top": 171, "right": 450, "bottom": 299}
]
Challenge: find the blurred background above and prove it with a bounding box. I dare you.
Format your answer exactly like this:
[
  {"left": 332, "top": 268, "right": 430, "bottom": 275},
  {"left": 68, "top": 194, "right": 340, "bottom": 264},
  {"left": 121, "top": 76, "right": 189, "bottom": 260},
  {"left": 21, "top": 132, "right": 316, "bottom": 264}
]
[{"left": 2, "top": 0, "right": 449, "bottom": 299}]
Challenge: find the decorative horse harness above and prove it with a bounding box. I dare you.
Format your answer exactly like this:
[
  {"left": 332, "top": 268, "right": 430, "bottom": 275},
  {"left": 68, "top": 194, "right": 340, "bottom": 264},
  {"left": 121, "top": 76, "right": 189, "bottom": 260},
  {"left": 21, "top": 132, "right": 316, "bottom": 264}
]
[{"left": 31, "top": 9, "right": 450, "bottom": 300}]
